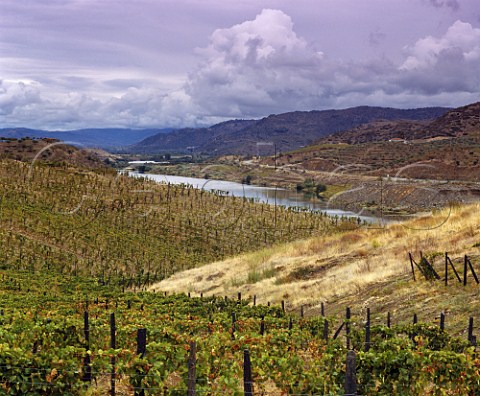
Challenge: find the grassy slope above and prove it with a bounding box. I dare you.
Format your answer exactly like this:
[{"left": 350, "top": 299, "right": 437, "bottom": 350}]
[{"left": 151, "top": 203, "right": 480, "bottom": 335}]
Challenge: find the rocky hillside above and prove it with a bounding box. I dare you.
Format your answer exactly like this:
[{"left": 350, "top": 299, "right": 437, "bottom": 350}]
[
  {"left": 131, "top": 106, "right": 449, "bottom": 155},
  {"left": 267, "top": 101, "right": 480, "bottom": 181},
  {"left": 317, "top": 102, "right": 480, "bottom": 145},
  {"left": 318, "top": 120, "right": 428, "bottom": 144},
  {"left": 420, "top": 101, "right": 480, "bottom": 139}
]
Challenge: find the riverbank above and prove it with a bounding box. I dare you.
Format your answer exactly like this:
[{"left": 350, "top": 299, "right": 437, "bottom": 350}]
[
  {"left": 139, "top": 158, "right": 480, "bottom": 216},
  {"left": 128, "top": 171, "right": 383, "bottom": 224}
]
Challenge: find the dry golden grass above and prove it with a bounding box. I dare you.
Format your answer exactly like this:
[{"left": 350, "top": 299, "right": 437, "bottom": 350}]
[{"left": 150, "top": 203, "right": 480, "bottom": 331}]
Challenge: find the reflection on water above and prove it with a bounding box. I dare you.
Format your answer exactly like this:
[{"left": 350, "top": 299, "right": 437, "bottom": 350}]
[{"left": 128, "top": 172, "right": 384, "bottom": 224}]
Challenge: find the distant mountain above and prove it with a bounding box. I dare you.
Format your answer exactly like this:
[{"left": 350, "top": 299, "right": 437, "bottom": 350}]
[
  {"left": 135, "top": 119, "right": 256, "bottom": 154},
  {"left": 316, "top": 101, "right": 480, "bottom": 144},
  {"left": 267, "top": 101, "right": 480, "bottom": 181},
  {"left": 131, "top": 106, "right": 450, "bottom": 155},
  {"left": 0, "top": 128, "right": 171, "bottom": 149}
]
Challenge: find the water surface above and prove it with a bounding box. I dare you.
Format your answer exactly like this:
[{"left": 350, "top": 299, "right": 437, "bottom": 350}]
[{"left": 129, "top": 172, "right": 386, "bottom": 225}]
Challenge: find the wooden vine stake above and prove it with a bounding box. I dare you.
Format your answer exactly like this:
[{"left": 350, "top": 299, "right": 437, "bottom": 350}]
[
  {"left": 445, "top": 253, "right": 462, "bottom": 286},
  {"left": 346, "top": 307, "right": 351, "bottom": 349},
  {"left": 187, "top": 341, "right": 197, "bottom": 396},
  {"left": 82, "top": 311, "right": 92, "bottom": 383},
  {"left": 244, "top": 349, "right": 254, "bottom": 396},
  {"left": 365, "top": 308, "right": 371, "bottom": 352},
  {"left": 464, "top": 255, "right": 479, "bottom": 286},
  {"left": 345, "top": 350, "right": 357, "bottom": 395},
  {"left": 468, "top": 317, "right": 474, "bottom": 345},
  {"left": 323, "top": 319, "right": 329, "bottom": 342},
  {"left": 409, "top": 252, "right": 416, "bottom": 281},
  {"left": 231, "top": 312, "right": 236, "bottom": 340},
  {"left": 110, "top": 313, "right": 116, "bottom": 396},
  {"left": 333, "top": 321, "right": 344, "bottom": 341},
  {"left": 135, "top": 328, "right": 147, "bottom": 396}
]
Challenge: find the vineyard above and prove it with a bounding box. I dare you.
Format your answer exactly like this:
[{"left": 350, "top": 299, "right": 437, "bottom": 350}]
[
  {"left": 0, "top": 159, "right": 354, "bottom": 279},
  {"left": 2, "top": 153, "right": 480, "bottom": 394},
  {"left": 0, "top": 271, "right": 479, "bottom": 395}
]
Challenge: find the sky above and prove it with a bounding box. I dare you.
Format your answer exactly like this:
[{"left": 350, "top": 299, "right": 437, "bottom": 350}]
[{"left": 1, "top": 0, "right": 480, "bottom": 130}]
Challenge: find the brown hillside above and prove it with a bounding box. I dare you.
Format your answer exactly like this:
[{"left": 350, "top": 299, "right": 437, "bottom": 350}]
[
  {"left": 420, "top": 101, "right": 480, "bottom": 139},
  {"left": 319, "top": 120, "right": 427, "bottom": 144},
  {"left": 268, "top": 102, "right": 480, "bottom": 181},
  {"left": 150, "top": 202, "right": 480, "bottom": 334},
  {"left": 0, "top": 137, "right": 106, "bottom": 168}
]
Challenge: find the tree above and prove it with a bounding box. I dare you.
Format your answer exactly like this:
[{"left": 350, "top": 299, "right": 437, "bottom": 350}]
[
  {"left": 315, "top": 183, "right": 327, "bottom": 197},
  {"left": 243, "top": 175, "right": 253, "bottom": 185}
]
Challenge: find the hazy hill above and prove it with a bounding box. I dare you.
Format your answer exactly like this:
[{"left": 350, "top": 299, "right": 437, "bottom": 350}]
[
  {"left": 134, "top": 119, "right": 256, "bottom": 154},
  {"left": 0, "top": 127, "right": 170, "bottom": 149},
  {"left": 131, "top": 106, "right": 449, "bottom": 155}
]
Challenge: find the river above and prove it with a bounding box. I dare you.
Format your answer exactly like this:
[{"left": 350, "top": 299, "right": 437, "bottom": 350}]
[{"left": 127, "top": 171, "right": 388, "bottom": 225}]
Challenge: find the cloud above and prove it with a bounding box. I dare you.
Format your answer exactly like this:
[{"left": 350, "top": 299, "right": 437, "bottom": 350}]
[
  {"left": 184, "top": 11, "right": 480, "bottom": 119},
  {"left": 400, "top": 20, "right": 480, "bottom": 70},
  {"left": 427, "top": 0, "right": 460, "bottom": 12},
  {"left": 369, "top": 30, "right": 387, "bottom": 47},
  {"left": 1, "top": 6, "right": 479, "bottom": 130},
  {"left": 184, "top": 9, "right": 328, "bottom": 117},
  {"left": 398, "top": 20, "right": 480, "bottom": 94}
]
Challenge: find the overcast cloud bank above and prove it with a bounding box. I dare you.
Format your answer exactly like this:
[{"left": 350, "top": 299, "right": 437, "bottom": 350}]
[{"left": 1, "top": 3, "right": 479, "bottom": 130}]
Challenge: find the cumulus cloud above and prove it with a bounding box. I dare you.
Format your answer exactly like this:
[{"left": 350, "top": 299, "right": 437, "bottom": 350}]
[
  {"left": 184, "top": 9, "right": 403, "bottom": 117},
  {"left": 401, "top": 20, "right": 480, "bottom": 70},
  {"left": 184, "top": 11, "right": 480, "bottom": 119},
  {"left": 0, "top": 80, "right": 192, "bottom": 130},
  {"left": 398, "top": 20, "right": 480, "bottom": 94},
  {"left": 185, "top": 9, "right": 328, "bottom": 117}
]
